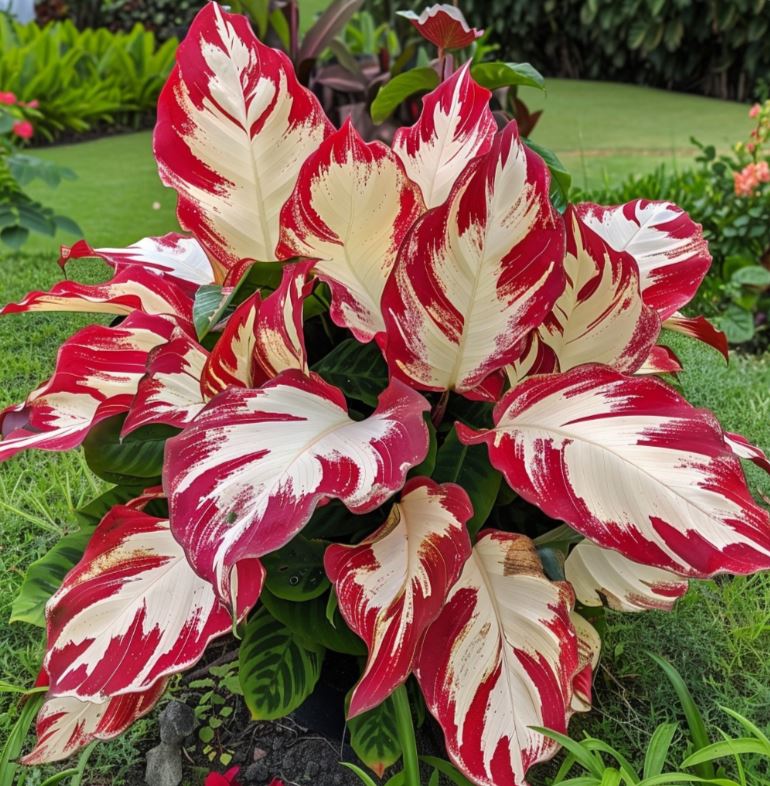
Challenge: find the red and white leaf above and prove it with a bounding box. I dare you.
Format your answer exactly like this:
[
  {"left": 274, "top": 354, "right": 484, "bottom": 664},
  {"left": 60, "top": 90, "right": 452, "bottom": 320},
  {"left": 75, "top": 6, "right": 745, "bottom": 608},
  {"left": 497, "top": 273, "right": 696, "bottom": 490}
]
[
  {"left": 569, "top": 612, "right": 600, "bottom": 714},
  {"left": 123, "top": 329, "right": 210, "bottom": 434},
  {"left": 21, "top": 681, "right": 167, "bottom": 765},
  {"left": 60, "top": 234, "right": 215, "bottom": 288},
  {"left": 392, "top": 64, "right": 496, "bottom": 208},
  {"left": 1, "top": 267, "right": 194, "bottom": 327},
  {"left": 565, "top": 541, "right": 688, "bottom": 612},
  {"left": 576, "top": 200, "right": 711, "bottom": 320},
  {"left": 44, "top": 506, "right": 263, "bottom": 700},
  {"left": 382, "top": 122, "right": 565, "bottom": 396},
  {"left": 154, "top": 3, "right": 333, "bottom": 269},
  {"left": 0, "top": 312, "right": 176, "bottom": 463},
  {"left": 165, "top": 371, "right": 430, "bottom": 601},
  {"left": 201, "top": 260, "right": 312, "bottom": 396},
  {"left": 538, "top": 207, "right": 659, "bottom": 373},
  {"left": 414, "top": 530, "right": 579, "bottom": 786},
  {"left": 726, "top": 431, "right": 770, "bottom": 474},
  {"left": 457, "top": 364, "right": 770, "bottom": 578},
  {"left": 277, "top": 120, "right": 424, "bottom": 342},
  {"left": 636, "top": 345, "right": 682, "bottom": 375},
  {"left": 663, "top": 312, "right": 728, "bottom": 361},
  {"left": 398, "top": 6, "right": 483, "bottom": 52},
  {"left": 506, "top": 332, "right": 557, "bottom": 386},
  {"left": 325, "top": 478, "right": 472, "bottom": 717}
]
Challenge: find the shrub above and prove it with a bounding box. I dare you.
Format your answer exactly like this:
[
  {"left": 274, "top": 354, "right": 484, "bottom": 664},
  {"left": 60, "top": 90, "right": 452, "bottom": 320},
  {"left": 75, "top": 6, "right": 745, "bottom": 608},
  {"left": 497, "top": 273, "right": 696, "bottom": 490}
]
[
  {"left": 3, "top": 4, "right": 770, "bottom": 786},
  {"left": 0, "top": 14, "right": 177, "bottom": 140}
]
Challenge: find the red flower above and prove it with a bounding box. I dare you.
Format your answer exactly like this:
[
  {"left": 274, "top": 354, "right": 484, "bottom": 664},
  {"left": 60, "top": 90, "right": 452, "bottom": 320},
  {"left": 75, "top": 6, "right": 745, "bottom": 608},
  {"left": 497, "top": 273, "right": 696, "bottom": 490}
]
[
  {"left": 0, "top": 91, "right": 16, "bottom": 105},
  {"left": 267, "top": 780, "right": 285, "bottom": 786},
  {"left": 204, "top": 766, "right": 241, "bottom": 786},
  {"left": 397, "top": 4, "right": 483, "bottom": 51},
  {"left": 11, "top": 120, "right": 34, "bottom": 140}
]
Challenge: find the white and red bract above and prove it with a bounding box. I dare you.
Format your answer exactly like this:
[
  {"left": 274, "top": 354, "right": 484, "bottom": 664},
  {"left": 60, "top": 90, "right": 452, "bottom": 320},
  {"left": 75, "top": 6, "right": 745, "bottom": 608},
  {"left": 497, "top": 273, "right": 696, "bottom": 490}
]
[
  {"left": 154, "top": 2, "right": 333, "bottom": 269},
  {"left": 0, "top": 311, "right": 177, "bottom": 463},
  {"left": 458, "top": 364, "right": 770, "bottom": 578},
  {"left": 325, "top": 478, "right": 473, "bottom": 717},
  {"left": 576, "top": 200, "right": 711, "bottom": 320},
  {"left": 392, "top": 64, "right": 496, "bottom": 209},
  {"left": 565, "top": 541, "right": 689, "bottom": 612},
  {"left": 383, "top": 121, "right": 565, "bottom": 397},
  {"left": 44, "top": 506, "right": 262, "bottom": 700},
  {"left": 165, "top": 371, "right": 430, "bottom": 601},
  {"left": 21, "top": 680, "right": 168, "bottom": 765},
  {"left": 277, "top": 119, "right": 424, "bottom": 342},
  {"left": 414, "top": 531, "right": 580, "bottom": 786}
]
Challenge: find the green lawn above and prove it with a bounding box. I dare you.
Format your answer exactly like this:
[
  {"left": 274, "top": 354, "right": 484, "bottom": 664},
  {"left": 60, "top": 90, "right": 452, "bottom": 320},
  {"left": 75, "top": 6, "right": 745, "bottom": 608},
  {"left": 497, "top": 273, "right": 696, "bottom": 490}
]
[{"left": 3, "top": 79, "right": 770, "bottom": 780}]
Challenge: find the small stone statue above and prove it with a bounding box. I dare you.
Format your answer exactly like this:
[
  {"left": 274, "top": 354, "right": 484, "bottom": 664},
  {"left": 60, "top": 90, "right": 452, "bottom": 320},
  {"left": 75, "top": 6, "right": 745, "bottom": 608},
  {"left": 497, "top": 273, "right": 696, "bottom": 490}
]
[{"left": 145, "top": 702, "right": 196, "bottom": 786}]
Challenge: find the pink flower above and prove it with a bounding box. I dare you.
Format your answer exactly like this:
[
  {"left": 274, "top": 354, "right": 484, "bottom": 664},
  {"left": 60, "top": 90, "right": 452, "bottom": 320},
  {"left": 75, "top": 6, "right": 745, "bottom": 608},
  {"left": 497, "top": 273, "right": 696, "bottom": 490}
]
[
  {"left": 734, "top": 161, "right": 770, "bottom": 196},
  {"left": 756, "top": 160, "right": 770, "bottom": 182},
  {"left": 0, "top": 91, "right": 17, "bottom": 105},
  {"left": 11, "top": 120, "right": 34, "bottom": 140},
  {"left": 204, "top": 766, "right": 241, "bottom": 786},
  {"left": 749, "top": 103, "right": 762, "bottom": 118},
  {"left": 747, "top": 142, "right": 756, "bottom": 153},
  {"left": 24, "top": 99, "right": 40, "bottom": 109}
]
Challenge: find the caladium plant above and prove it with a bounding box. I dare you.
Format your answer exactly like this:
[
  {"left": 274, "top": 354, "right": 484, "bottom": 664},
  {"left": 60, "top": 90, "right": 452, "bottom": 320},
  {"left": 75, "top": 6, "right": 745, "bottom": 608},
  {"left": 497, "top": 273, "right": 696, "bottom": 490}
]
[{"left": 2, "top": 4, "right": 770, "bottom": 785}]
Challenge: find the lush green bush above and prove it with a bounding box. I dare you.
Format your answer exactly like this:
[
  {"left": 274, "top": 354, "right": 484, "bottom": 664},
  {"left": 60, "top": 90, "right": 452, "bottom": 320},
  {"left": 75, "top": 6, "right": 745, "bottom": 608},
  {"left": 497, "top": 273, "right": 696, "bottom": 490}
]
[
  {"left": 452, "top": 0, "right": 769, "bottom": 101},
  {"left": 576, "top": 103, "right": 770, "bottom": 347},
  {"left": 0, "top": 15, "right": 177, "bottom": 139}
]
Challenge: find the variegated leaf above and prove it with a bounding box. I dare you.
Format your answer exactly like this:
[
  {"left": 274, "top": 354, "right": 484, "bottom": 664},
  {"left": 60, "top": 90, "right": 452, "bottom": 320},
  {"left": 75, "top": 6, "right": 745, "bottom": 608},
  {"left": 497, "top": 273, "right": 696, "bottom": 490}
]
[
  {"left": 44, "top": 506, "right": 263, "bottom": 700},
  {"left": 725, "top": 431, "right": 770, "bottom": 474},
  {"left": 414, "top": 530, "right": 580, "bottom": 786},
  {"left": 1, "top": 267, "right": 194, "bottom": 328},
  {"left": 154, "top": 3, "right": 333, "bottom": 269},
  {"left": 123, "top": 329, "right": 210, "bottom": 434},
  {"left": 277, "top": 120, "right": 424, "bottom": 342},
  {"left": 398, "top": 5, "right": 484, "bottom": 51},
  {"left": 663, "top": 312, "right": 728, "bottom": 361},
  {"left": 60, "top": 233, "right": 215, "bottom": 288},
  {"left": 539, "top": 207, "right": 660, "bottom": 373},
  {"left": 325, "top": 477, "right": 472, "bottom": 717},
  {"left": 458, "top": 364, "right": 770, "bottom": 578},
  {"left": 392, "top": 63, "right": 496, "bottom": 209},
  {"left": 565, "top": 541, "right": 688, "bottom": 612},
  {"left": 383, "top": 122, "right": 565, "bottom": 396},
  {"left": 0, "top": 312, "right": 177, "bottom": 463},
  {"left": 201, "top": 260, "right": 312, "bottom": 396},
  {"left": 21, "top": 681, "right": 167, "bottom": 765},
  {"left": 569, "top": 612, "right": 600, "bottom": 714},
  {"left": 576, "top": 200, "right": 711, "bottom": 320},
  {"left": 636, "top": 345, "right": 682, "bottom": 375},
  {"left": 165, "top": 371, "right": 430, "bottom": 602}
]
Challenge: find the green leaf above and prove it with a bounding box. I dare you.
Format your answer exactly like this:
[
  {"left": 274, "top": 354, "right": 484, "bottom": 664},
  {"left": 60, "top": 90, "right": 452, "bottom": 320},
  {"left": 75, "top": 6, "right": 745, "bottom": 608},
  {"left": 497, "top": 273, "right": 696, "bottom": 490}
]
[
  {"left": 11, "top": 485, "right": 146, "bottom": 627},
  {"left": 82, "top": 415, "right": 176, "bottom": 485},
  {"left": 419, "top": 756, "right": 475, "bottom": 786},
  {"left": 433, "top": 429, "right": 501, "bottom": 539},
  {"left": 0, "top": 692, "right": 45, "bottom": 786},
  {"left": 193, "top": 284, "right": 234, "bottom": 341},
  {"left": 53, "top": 214, "right": 82, "bottom": 236},
  {"left": 470, "top": 61, "right": 545, "bottom": 91},
  {"left": 716, "top": 304, "right": 754, "bottom": 344},
  {"left": 312, "top": 339, "right": 388, "bottom": 408},
  {"left": 681, "top": 739, "right": 770, "bottom": 768},
  {"left": 730, "top": 265, "right": 770, "bottom": 288},
  {"left": 371, "top": 67, "right": 440, "bottom": 124},
  {"left": 261, "top": 588, "right": 366, "bottom": 655},
  {"left": 347, "top": 691, "right": 401, "bottom": 776},
  {"left": 239, "top": 607, "right": 324, "bottom": 720},
  {"left": 644, "top": 723, "right": 678, "bottom": 778},
  {"left": 524, "top": 138, "right": 572, "bottom": 212},
  {"left": 263, "top": 535, "right": 330, "bottom": 601},
  {"left": 340, "top": 762, "right": 380, "bottom": 786},
  {"left": 0, "top": 225, "right": 29, "bottom": 249}
]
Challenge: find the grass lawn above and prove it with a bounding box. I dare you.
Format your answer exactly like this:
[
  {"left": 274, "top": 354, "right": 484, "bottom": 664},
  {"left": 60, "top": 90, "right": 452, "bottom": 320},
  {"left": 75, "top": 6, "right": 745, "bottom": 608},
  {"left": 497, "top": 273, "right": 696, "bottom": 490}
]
[{"left": 2, "top": 79, "right": 770, "bottom": 780}]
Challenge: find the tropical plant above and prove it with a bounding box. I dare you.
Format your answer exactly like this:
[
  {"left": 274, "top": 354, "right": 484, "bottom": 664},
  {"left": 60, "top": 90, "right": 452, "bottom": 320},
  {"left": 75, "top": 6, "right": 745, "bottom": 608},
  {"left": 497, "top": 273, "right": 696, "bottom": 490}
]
[
  {"left": 3, "top": 4, "right": 770, "bottom": 786},
  {"left": 0, "top": 92, "right": 80, "bottom": 247},
  {"left": 0, "top": 14, "right": 178, "bottom": 139}
]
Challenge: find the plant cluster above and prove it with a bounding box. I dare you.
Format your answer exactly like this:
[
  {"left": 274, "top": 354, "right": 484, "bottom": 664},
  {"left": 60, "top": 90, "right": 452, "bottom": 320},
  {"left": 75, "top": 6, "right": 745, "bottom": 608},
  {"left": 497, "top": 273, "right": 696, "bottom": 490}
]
[
  {"left": 447, "top": 0, "right": 769, "bottom": 101},
  {"left": 3, "top": 4, "right": 770, "bottom": 786},
  {"left": 0, "top": 91, "right": 80, "bottom": 248},
  {"left": 0, "top": 13, "right": 177, "bottom": 140},
  {"left": 578, "top": 102, "right": 770, "bottom": 347}
]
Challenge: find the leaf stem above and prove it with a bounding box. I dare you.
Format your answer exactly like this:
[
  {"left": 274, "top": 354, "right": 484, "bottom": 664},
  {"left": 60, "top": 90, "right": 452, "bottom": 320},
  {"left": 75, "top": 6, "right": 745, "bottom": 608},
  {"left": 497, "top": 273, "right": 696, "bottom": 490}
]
[
  {"left": 392, "top": 684, "right": 421, "bottom": 786},
  {"left": 431, "top": 390, "right": 450, "bottom": 429}
]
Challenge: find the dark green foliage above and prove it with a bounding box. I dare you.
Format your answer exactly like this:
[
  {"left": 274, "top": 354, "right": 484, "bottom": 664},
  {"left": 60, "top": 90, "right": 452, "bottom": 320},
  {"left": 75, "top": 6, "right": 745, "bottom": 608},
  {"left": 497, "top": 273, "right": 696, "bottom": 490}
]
[{"left": 444, "top": 0, "right": 769, "bottom": 101}]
